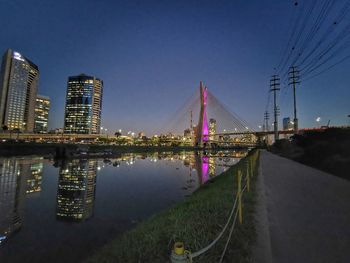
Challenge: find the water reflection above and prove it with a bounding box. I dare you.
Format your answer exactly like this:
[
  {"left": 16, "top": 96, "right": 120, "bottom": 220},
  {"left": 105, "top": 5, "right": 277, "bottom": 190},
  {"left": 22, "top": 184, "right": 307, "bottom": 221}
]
[
  {"left": 56, "top": 160, "right": 97, "bottom": 221},
  {"left": 26, "top": 161, "right": 43, "bottom": 194},
  {"left": 94, "top": 150, "right": 246, "bottom": 186},
  {"left": 0, "top": 150, "right": 247, "bottom": 253},
  {"left": 0, "top": 157, "right": 44, "bottom": 244}
]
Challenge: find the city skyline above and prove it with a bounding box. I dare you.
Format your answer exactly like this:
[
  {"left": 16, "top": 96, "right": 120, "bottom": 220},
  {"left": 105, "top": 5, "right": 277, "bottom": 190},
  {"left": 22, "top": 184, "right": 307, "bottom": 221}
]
[{"left": 0, "top": 0, "right": 349, "bottom": 135}]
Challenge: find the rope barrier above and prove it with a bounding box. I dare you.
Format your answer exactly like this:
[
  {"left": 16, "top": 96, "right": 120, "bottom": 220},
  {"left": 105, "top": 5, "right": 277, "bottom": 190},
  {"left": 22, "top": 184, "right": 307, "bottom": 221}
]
[
  {"left": 219, "top": 185, "right": 247, "bottom": 263},
  {"left": 170, "top": 151, "right": 260, "bottom": 263},
  {"left": 191, "top": 191, "right": 239, "bottom": 258},
  {"left": 191, "top": 179, "right": 249, "bottom": 259}
]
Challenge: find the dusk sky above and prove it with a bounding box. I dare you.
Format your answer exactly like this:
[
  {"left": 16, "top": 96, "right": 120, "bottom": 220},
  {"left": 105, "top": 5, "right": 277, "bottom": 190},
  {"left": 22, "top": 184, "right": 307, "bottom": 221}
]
[{"left": 1, "top": 0, "right": 349, "bottom": 135}]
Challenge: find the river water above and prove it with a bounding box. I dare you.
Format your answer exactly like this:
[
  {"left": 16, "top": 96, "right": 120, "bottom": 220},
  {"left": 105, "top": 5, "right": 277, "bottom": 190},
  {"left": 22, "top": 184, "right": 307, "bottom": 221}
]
[{"left": 0, "top": 150, "right": 247, "bottom": 262}]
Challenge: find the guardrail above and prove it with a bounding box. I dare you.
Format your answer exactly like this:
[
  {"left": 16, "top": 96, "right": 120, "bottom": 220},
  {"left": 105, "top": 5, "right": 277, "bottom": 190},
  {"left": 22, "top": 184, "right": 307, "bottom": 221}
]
[{"left": 170, "top": 150, "right": 260, "bottom": 263}]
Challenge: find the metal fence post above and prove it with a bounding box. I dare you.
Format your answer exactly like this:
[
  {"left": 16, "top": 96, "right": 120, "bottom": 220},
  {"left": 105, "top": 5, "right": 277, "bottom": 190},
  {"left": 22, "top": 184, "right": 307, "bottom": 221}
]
[{"left": 238, "top": 170, "right": 243, "bottom": 224}]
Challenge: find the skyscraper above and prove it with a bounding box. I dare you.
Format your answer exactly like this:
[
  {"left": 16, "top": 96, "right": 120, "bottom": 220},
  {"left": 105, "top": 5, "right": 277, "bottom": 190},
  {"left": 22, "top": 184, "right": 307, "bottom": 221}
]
[
  {"left": 34, "top": 95, "right": 50, "bottom": 133},
  {"left": 64, "top": 74, "right": 103, "bottom": 134},
  {"left": 0, "top": 49, "right": 39, "bottom": 132}
]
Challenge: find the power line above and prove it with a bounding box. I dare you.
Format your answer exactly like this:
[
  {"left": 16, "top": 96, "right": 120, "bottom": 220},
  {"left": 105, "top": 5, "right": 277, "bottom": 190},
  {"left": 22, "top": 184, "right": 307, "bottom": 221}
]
[
  {"left": 289, "top": 0, "right": 319, "bottom": 66},
  {"left": 275, "top": 1, "right": 300, "bottom": 71},
  {"left": 278, "top": 1, "right": 306, "bottom": 75},
  {"left": 302, "top": 53, "right": 350, "bottom": 82},
  {"left": 301, "top": 20, "right": 350, "bottom": 73},
  {"left": 298, "top": 0, "right": 349, "bottom": 69}
]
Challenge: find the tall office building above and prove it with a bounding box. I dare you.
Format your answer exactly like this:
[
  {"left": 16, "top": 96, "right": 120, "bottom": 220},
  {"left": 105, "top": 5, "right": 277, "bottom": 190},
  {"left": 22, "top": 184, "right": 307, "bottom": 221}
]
[
  {"left": 64, "top": 74, "right": 103, "bottom": 134},
  {"left": 0, "top": 49, "right": 39, "bottom": 132},
  {"left": 34, "top": 95, "right": 50, "bottom": 133}
]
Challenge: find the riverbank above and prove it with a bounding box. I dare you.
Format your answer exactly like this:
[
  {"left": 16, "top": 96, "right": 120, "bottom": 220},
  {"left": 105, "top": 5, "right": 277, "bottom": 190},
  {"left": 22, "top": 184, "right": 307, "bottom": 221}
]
[
  {"left": 86, "top": 150, "right": 260, "bottom": 263},
  {"left": 270, "top": 127, "right": 350, "bottom": 180}
]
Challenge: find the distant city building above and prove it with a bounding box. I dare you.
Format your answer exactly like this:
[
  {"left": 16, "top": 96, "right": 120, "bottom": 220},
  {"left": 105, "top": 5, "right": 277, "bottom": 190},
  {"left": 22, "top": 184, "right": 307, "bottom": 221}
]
[
  {"left": 34, "top": 95, "right": 50, "bottom": 133},
  {"left": 283, "top": 117, "right": 293, "bottom": 131},
  {"left": 184, "top": 128, "right": 192, "bottom": 138},
  {"left": 48, "top": 128, "right": 64, "bottom": 134},
  {"left": 64, "top": 74, "right": 103, "bottom": 134},
  {"left": 0, "top": 49, "right": 39, "bottom": 132},
  {"left": 56, "top": 159, "right": 97, "bottom": 221},
  {"left": 138, "top": 132, "right": 145, "bottom": 138},
  {"left": 209, "top": 118, "right": 217, "bottom": 141}
]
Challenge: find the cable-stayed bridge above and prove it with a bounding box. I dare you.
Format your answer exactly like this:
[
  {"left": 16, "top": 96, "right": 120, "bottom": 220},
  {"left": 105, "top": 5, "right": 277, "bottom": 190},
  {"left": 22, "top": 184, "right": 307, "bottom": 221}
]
[
  {"left": 161, "top": 81, "right": 293, "bottom": 147},
  {"left": 0, "top": 81, "right": 320, "bottom": 147}
]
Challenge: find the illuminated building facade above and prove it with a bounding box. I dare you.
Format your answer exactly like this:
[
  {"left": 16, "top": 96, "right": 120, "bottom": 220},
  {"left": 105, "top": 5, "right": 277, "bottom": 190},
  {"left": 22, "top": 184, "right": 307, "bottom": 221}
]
[
  {"left": 0, "top": 159, "right": 27, "bottom": 244},
  {"left": 64, "top": 74, "right": 103, "bottom": 134},
  {"left": 209, "top": 118, "right": 217, "bottom": 141},
  {"left": 34, "top": 95, "right": 50, "bottom": 133},
  {"left": 184, "top": 128, "right": 192, "bottom": 138},
  {"left": 0, "top": 49, "right": 39, "bottom": 132},
  {"left": 283, "top": 117, "right": 293, "bottom": 131},
  {"left": 56, "top": 159, "right": 97, "bottom": 221}
]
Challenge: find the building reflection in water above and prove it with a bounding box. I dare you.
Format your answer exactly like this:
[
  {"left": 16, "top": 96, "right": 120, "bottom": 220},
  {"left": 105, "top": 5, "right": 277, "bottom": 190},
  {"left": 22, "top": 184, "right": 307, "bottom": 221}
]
[
  {"left": 102, "top": 150, "right": 247, "bottom": 186},
  {"left": 56, "top": 159, "right": 97, "bottom": 222},
  {"left": 26, "top": 159, "right": 43, "bottom": 194},
  {"left": 0, "top": 157, "right": 44, "bottom": 244}
]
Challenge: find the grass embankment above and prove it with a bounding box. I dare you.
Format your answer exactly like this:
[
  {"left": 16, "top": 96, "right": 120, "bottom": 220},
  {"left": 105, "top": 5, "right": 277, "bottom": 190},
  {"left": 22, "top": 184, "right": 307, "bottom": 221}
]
[
  {"left": 87, "top": 150, "right": 260, "bottom": 263},
  {"left": 270, "top": 128, "right": 350, "bottom": 180}
]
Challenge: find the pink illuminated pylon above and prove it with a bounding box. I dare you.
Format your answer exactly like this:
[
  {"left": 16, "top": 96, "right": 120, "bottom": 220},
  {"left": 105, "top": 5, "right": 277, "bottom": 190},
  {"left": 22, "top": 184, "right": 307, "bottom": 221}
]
[{"left": 196, "top": 81, "right": 209, "bottom": 146}]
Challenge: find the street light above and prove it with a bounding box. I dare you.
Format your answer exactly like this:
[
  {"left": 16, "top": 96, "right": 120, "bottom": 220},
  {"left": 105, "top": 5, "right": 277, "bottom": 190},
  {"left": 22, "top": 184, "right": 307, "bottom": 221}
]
[{"left": 316, "top": 117, "right": 321, "bottom": 127}]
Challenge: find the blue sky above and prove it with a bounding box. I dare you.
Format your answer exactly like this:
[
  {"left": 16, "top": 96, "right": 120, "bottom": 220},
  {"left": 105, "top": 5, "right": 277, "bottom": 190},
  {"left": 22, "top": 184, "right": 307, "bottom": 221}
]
[{"left": 0, "top": 0, "right": 349, "bottom": 134}]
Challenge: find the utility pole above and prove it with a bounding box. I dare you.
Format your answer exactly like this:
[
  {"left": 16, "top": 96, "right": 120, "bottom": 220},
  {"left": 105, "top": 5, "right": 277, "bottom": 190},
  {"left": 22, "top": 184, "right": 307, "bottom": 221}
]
[
  {"left": 190, "top": 110, "right": 193, "bottom": 130},
  {"left": 264, "top": 110, "right": 270, "bottom": 145},
  {"left": 264, "top": 111, "right": 270, "bottom": 132},
  {"left": 270, "top": 75, "right": 280, "bottom": 142},
  {"left": 289, "top": 66, "right": 300, "bottom": 134}
]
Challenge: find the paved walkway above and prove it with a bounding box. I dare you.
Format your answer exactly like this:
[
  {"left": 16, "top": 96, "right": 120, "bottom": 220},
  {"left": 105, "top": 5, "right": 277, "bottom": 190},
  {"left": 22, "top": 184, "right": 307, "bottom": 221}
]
[{"left": 253, "top": 150, "right": 350, "bottom": 263}]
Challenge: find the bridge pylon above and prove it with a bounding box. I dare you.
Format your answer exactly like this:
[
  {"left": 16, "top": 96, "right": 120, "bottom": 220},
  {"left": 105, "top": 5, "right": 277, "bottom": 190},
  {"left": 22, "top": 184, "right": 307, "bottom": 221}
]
[{"left": 195, "top": 81, "right": 209, "bottom": 147}]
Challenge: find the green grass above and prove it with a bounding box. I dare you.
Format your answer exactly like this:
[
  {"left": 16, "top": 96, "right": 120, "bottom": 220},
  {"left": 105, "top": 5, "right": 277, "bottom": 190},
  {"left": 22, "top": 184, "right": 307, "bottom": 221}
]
[{"left": 87, "top": 150, "right": 260, "bottom": 263}]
